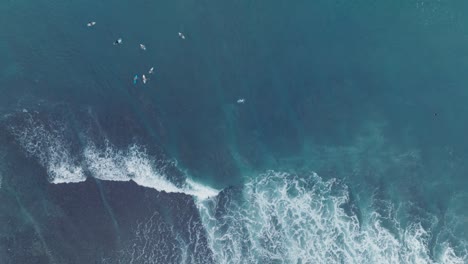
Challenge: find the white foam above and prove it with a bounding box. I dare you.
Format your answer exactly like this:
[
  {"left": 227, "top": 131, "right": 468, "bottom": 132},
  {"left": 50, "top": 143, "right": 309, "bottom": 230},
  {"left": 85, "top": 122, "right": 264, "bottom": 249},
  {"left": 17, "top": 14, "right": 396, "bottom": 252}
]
[
  {"left": 84, "top": 143, "right": 129, "bottom": 181},
  {"left": 48, "top": 163, "right": 86, "bottom": 184},
  {"left": 439, "top": 244, "right": 467, "bottom": 264},
  {"left": 10, "top": 115, "right": 86, "bottom": 184},
  {"left": 11, "top": 115, "right": 219, "bottom": 199},
  {"left": 83, "top": 143, "right": 219, "bottom": 200},
  {"left": 197, "top": 171, "right": 467, "bottom": 264},
  {"left": 185, "top": 178, "right": 220, "bottom": 200},
  {"left": 10, "top": 115, "right": 467, "bottom": 262}
]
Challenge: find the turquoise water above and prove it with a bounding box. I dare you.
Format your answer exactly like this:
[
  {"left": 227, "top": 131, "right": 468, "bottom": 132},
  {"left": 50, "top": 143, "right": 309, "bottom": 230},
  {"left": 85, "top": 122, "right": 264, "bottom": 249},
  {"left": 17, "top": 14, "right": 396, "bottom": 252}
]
[{"left": 1, "top": 0, "right": 467, "bottom": 263}]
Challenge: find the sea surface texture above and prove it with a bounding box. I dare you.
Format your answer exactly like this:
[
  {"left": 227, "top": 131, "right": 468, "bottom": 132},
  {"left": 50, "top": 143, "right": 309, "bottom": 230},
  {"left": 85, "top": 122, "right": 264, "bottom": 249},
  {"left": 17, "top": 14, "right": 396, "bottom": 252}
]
[{"left": 0, "top": 0, "right": 467, "bottom": 263}]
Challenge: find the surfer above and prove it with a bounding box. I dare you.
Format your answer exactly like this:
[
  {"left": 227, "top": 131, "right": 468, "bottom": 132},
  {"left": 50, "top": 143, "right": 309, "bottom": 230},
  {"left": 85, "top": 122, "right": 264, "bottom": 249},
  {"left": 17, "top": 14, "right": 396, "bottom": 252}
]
[
  {"left": 87, "top": 21, "right": 96, "bottom": 27},
  {"left": 142, "top": 75, "right": 148, "bottom": 84},
  {"left": 113, "top": 38, "right": 123, "bottom": 45},
  {"left": 133, "top": 75, "right": 138, "bottom": 84},
  {"left": 148, "top": 67, "right": 154, "bottom": 74},
  {"left": 178, "top": 32, "right": 186, "bottom": 40},
  {"left": 140, "top": 44, "right": 146, "bottom": 50},
  {"left": 237, "top": 98, "right": 245, "bottom": 104}
]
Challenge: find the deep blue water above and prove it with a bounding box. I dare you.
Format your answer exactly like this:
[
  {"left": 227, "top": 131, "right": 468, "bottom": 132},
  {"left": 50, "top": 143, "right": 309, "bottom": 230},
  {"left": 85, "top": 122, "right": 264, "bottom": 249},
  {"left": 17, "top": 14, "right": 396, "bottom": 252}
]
[{"left": 1, "top": 0, "right": 467, "bottom": 263}]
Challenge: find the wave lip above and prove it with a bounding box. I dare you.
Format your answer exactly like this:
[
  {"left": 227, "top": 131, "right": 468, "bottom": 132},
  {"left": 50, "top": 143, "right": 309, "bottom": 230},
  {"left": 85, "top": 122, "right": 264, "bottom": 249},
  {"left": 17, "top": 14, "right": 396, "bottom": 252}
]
[
  {"left": 84, "top": 143, "right": 219, "bottom": 200},
  {"left": 10, "top": 114, "right": 219, "bottom": 200},
  {"left": 184, "top": 178, "right": 220, "bottom": 200}
]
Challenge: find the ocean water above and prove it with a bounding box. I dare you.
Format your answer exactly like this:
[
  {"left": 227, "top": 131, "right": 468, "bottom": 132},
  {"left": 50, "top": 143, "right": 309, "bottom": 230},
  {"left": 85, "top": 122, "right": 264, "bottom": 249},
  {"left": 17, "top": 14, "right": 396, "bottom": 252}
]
[{"left": 1, "top": 0, "right": 468, "bottom": 263}]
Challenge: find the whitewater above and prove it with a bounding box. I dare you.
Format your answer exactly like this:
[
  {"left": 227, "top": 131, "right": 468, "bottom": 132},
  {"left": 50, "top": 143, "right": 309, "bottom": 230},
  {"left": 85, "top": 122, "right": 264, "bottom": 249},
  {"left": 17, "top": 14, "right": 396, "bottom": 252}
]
[
  {"left": 7, "top": 112, "right": 467, "bottom": 264},
  {"left": 9, "top": 113, "right": 218, "bottom": 200}
]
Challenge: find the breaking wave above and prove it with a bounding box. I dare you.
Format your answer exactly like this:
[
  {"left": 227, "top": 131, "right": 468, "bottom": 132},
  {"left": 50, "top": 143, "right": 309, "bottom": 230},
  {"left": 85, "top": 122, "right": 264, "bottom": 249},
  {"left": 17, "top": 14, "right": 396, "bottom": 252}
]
[
  {"left": 197, "top": 171, "right": 467, "bottom": 264},
  {"left": 9, "top": 114, "right": 86, "bottom": 184},
  {"left": 8, "top": 114, "right": 218, "bottom": 200},
  {"left": 6, "top": 113, "right": 467, "bottom": 263},
  {"left": 103, "top": 171, "right": 467, "bottom": 264},
  {"left": 83, "top": 143, "right": 219, "bottom": 199}
]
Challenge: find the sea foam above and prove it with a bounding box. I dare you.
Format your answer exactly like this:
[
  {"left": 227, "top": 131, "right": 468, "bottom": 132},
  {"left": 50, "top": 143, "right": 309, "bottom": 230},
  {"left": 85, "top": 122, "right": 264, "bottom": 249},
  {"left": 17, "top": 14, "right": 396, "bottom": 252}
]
[
  {"left": 197, "top": 171, "right": 467, "bottom": 264},
  {"left": 84, "top": 143, "right": 219, "bottom": 199},
  {"left": 10, "top": 114, "right": 86, "bottom": 184},
  {"left": 9, "top": 114, "right": 467, "bottom": 263},
  {"left": 10, "top": 114, "right": 218, "bottom": 200}
]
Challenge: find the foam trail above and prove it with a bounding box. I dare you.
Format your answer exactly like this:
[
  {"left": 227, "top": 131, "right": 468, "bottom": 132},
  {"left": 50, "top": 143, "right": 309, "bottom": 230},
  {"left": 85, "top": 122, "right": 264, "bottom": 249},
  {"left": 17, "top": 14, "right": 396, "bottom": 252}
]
[
  {"left": 102, "top": 211, "right": 215, "bottom": 264},
  {"left": 12, "top": 190, "right": 57, "bottom": 263},
  {"left": 0, "top": 148, "right": 4, "bottom": 189}
]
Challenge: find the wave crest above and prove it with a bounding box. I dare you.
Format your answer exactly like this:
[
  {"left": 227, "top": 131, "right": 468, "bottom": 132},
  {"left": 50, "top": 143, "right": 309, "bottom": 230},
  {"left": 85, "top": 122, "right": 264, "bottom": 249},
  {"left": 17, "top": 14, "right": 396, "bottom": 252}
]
[
  {"left": 84, "top": 143, "right": 219, "bottom": 199},
  {"left": 9, "top": 114, "right": 218, "bottom": 200}
]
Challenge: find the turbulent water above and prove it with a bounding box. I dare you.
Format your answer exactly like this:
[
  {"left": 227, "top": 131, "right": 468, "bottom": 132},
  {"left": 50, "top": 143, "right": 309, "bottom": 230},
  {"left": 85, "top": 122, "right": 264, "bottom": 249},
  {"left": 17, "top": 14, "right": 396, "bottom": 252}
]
[{"left": 1, "top": 0, "right": 468, "bottom": 263}]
